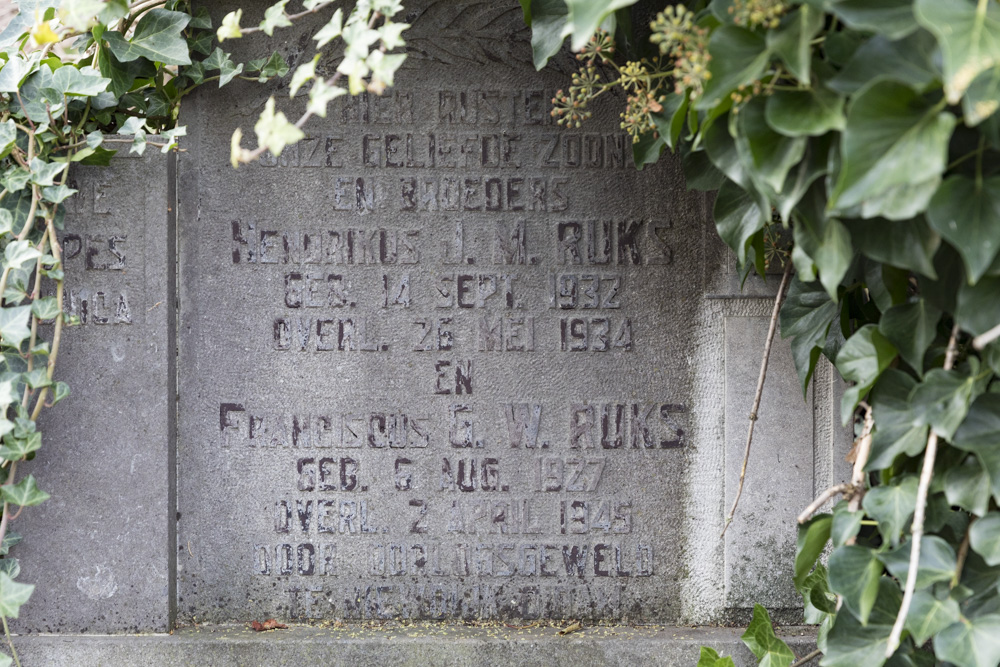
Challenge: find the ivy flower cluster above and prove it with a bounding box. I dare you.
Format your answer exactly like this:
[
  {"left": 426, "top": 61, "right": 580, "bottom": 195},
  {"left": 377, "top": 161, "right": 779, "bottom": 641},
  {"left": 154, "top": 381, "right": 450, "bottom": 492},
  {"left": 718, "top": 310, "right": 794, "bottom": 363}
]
[
  {"left": 650, "top": 5, "right": 711, "bottom": 99},
  {"left": 728, "top": 0, "right": 788, "bottom": 30}
]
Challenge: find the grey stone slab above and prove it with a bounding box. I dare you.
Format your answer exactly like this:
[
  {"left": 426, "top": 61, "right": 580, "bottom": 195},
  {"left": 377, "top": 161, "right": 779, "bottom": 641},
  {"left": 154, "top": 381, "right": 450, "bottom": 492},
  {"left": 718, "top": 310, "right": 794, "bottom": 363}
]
[
  {"left": 177, "top": 0, "right": 706, "bottom": 624},
  {"left": 12, "top": 146, "right": 174, "bottom": 633},
  {"left": 724, "top": 316, "right": 814, "bottom": 608},
  {"left": 14, "top": 624, "right": 819, "bottom": 667}
]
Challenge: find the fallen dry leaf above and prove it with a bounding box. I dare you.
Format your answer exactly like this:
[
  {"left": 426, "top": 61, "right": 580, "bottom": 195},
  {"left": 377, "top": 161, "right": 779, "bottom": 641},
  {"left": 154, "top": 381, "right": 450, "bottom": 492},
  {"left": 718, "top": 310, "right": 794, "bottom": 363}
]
[
  {"left": 558, "top": 621, "right": 582, "bottom": 636},
  {"left": 251, "top": 619, "right": 288, "bottom": 632}
]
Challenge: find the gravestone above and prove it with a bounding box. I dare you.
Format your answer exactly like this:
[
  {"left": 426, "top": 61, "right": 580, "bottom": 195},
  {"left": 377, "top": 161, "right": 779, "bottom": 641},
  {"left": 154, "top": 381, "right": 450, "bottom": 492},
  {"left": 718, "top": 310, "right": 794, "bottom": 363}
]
[
  {"left": 8, "top": 2, "right": 846, "bottom": 660},
  {"left": 173, "top": 0, "right": 842, "bottom": 626},
  {"left": 14, "top": 147, "right": 173, "bottom": 633}
]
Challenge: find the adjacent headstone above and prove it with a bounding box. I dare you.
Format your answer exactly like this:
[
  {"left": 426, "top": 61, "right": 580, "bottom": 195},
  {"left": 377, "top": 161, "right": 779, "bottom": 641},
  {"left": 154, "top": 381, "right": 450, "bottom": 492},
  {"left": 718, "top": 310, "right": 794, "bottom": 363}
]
[
  {"left": 14, "top": 148, "right": 173, "bottom": 633},
  {"left": 175, "top": 0, "right": 841, "bottom": 625}
]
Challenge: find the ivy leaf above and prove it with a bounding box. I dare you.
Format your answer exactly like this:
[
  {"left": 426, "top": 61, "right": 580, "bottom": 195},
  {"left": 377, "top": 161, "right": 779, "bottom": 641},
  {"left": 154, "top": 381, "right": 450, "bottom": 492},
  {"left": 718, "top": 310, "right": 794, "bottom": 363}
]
[
  {"left": 257, "top": 52, "right": 289, "bottom": 81},
  {"left": 0, "top": 533, "right": 21, "bottom": 558},
  {"left": 878, "top": 299, "right": 940, "bottom": 374},
  {"left": 880, "top": 536, "right": 957, "bottom": 590},
  {"left": 0, "top": 432, "right": 41, "bottom": 461},
  {"left": 0, "top": 121, "right": 17, "bottom": 160},
  {"left": 698, "top": 26, "right": 770, "bottom": 110},
  {"left": 4, "top": 241, "right": 41, "bottom": 271},
  {"left": 829, "top": 81, "right": 956, "bottom": 216},
  {"left": 836, "top": 324, "right": 898, "bottom": 423},
  {"left": 30, "top": 296, "right": 59, "bottom": 320},
  {"left": 650, "top": 92, "right": 689, "bottom": 152},
  {"left": 286, "top": 55, "right": 316, "bottom": 97},
  {"left": 829, "top": 0, "right": 919, "bottom": 40},
  {"left": 254, "top": 97, "right": 304, "bottom": 158},
  {"left": 766, "top": 5, "right": 823, "bottom": 83},
  {"left": 821, "top": 586, "right": 899, "bottom": 667},
  {"left": 103, "top": 9, "right": 192, "bottom": 66},
  {"left": 733, "top": 97, "right": 807, "bottom": 194},
  {"left": 910, "top": 368, "right": 977, "bottom": 440},
  {"left": 697, "top": 647, "right": 736, "bottom": 667},
  {"left": 51, "top": 65, "right": 110, "bottom": 96},
  {"left": 958, "top": 276, "right": 1000, "bottom": 337},
  {"left": 862, "top": 476, "right": 918, "bottom": 547},
  {"left": 0, "top": 559, "right": 19, "bottom": 580},
  {"left": 0, "top": 306, "right": 31, "bottom": 349},
  {"left": 795, "top": 514, "right": 832, "bottom": 589},
  {"left": 562, "top": 0, "right": 637, "bottom": 51},
  {"left": 41, "top": 184, "right": 77, "bottom": 204},
  {"left": 741, "top": 604, "right": 794, "bottom": 667},
  {"left": 307, "top": 79, "right": 345, "bottom": 118},
  {"left": 217, "top": 9, "right": 242, "bottom": 41},
  {"left": 806, "top": 565, "right": 838, "bottom": 616},
  {"left": 780, "top": 277, "right": 838, "bottom": 393},
  {"left": 844, "top": 217, "right": 939, "bottom": 278},
  {"left": 0, "top": 53, "right": 41, "bottom": 93},
  {"left": 314, "top": 7, "right": 344, "bottom": 49},
  {"left": 0, "top": 475, "right": 49, "bottom": 507},
  {"left": 945, "top": 455, "right": 992, "bottom": 517},
  {"left": 828, "top": 545, "right": 882, "bottom": 624},
  {"left": 827, "top": 30, "right": 938, "bottom": 95},
  {"left": 954, "top": 394, "right": 1000, "bottom": 503},
  {"left": 936, "top": 615, "right": 1000, "bottom": 667},
  {"left": 905, "top": 589, "right": 960, "bottom": 645},
  {"left": 0, "top": 572, "right": 32, "bottom": 618},
  {"left": 831, "top": 503, "right": 863, "bottom": 548},
  {"left": 927, "top": 176, "right": 1000, "bottom": 285},
  {"left": 915, "top": 0, "right": 1000, "bottom": 104},
  {"left": 28, "top": 158, "right": 66, "bottom": 187},
  {"left": 792, "top": 214, "right": 852, "bottom": 301},
  {"left": 970, "top": 513, "right": 1000, "bottom": 566},
  {"left": 766, "top": 86, "right": 845, "bottom": 138},
  {"left": 964, "top": 64, "right": 1000, "bottom": 126},
  {"left": 713, "top": 179, "right": 766, "bottom": 267},
  {"left": 260, "top": 0, "right": 291, "bottom": 36}
]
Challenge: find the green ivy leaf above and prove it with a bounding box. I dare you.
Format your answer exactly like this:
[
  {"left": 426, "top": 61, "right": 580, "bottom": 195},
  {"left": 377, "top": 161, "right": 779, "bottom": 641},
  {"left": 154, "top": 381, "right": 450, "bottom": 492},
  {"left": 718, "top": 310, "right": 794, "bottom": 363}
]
[
  {"left": 829, "top": 0, "right": 919, "bottom": 40},
  {"left": 792, "top": 214, "right": 852, "bottom": 301},
  {"left": 765, "top": 86, "right": 845, "bottom": 138},
  {"left": 697, "top": 646, "right": 736, "bottom": 667},
  {"left": 905, "top": 589, "right": 960, "bottom": 645},
  {"left": 878, "top": 300, "right": 940, "bottom": 374},
  {"left": 0, "top": 306, "right": 31, "bottom": 350},
  {"left": 0, "top": 121, "right": 16, "bottom": 161},
  {"left": 52, "top": 382, "right": 69, "bottom": 405},
  {"left": 733, "top": 97, "right": 807, "bottom": 194},
  {"left": 779, "top": 277, "right": 838, "bottom": 394},
  {"left": 103, "top": 9, "right": 192, "bottom": 66},
  {"left": 27, "top": 158, "right": 66, "bottom": 187},
  {"left": 862, "top": 476, "right": 918, "bottom": 547},
  {"left": 829, "top": 545, "right": 882, "bottom": 624},
  {"left": 0, "top": 431, "right": 41, "bottom": 461},
  {"left": 4, "top": 241, "right": 42, "bottom": 271},
  {"left": 650, "top": 91, "right": 689, "bottom": 152},
  {"left": 945, "top": 456, "right": 992, "bottom": 517},
  {"left": 766, "top": 5, "right": 824, "bottom": 84},
  {"left": 926, "top": 176, "right": 1000, "bottom": 284},
  {"left": 844, "top": 217, "right": 939, "bottom": 279},
  {"left": 836, "top": 324, "right": 898, "bottom": 423},
  {"left": 880, "top": 536, "right": 957, "bottom": 590},
  {"left": 0, "top": 475, "right": 49, "bottom": 508},
  {"left": 0, "top": 53, "right": 41, "bottom": 93},
  {"left": 0, "top": 533, "right": 21, "bottom": 558},
  {"left": 969, "top": 513, "right": 1000, "bottom": 566},
  {"left": 829, "top": 81, "right": 956, "bottom": 217},
  {"left": 0, "top": 572, "right": 32, "bottom": 618},
  {"left": 698, "top": 26, "right": 770, "bottom": 110},
  {"left": 910, "top": 368, "right": 977, "bottom": 440},
  {"left": 936, "top": 615, "right": 1000, "bottom": 667},
  {"left": 51, "top": 64, "right": 109, "bottom": 96},
  {"left": 41, "top": 184, "right": 77, "bottom": 204},
  {"left": 0, "top": 558, "right": 20, "bottom": 581},
  {"left": 713, "top": 179, "right": 766, "bottom": 267},
  {"left": 562, "top": 0, "right": 637, "bottom": 51},
  {"left": 827, "top": 30, "right": 938, "bottom": 95},
  {"left": 821, "top": 595, "right": 897, "bottom": 667},
  {"left": 915, "top": 0, "right": 1000, "bottom": 104},
  {"left": 795, "top": 513, "right": 832, "bottom": 588},
  {"left": 831, "top": 502, "right": 863, "bottom": 548},
  {"left": 741, "top": 604, "right": 794, "bottom": 667},
  {"left": 806, "top": 564, "right": 838, "bottom": 616},
  {"left": 957, "top": 276, "right": 1000, "bottom": 338}
]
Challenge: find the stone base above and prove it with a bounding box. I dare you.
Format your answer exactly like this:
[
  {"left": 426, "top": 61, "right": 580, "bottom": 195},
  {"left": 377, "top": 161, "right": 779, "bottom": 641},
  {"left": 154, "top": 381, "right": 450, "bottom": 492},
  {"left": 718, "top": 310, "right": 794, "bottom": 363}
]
[{"left": 16, "top": 624, "right": 818, "bottom": 666}]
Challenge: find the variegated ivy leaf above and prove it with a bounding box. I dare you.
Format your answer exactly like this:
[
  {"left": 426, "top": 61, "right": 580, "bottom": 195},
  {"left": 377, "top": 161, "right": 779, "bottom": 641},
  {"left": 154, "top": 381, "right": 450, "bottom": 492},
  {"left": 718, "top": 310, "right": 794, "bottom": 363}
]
[
  {"left": 4, "top": 241, "right": 42, "bottom": 271},
  {"left": 254, "top": 97, "right": 304, "bottom": 157},
  {"left": 28, "top": 157, "right": 67, "bottom": 186},
  {"left": 159, "top": 126, "right": 186, "bottom": 153},
  {"left": 306, "top": 78, "right": 345, "bottom": 118},
  {"left": 260, "top": 0, "right": 291, "bottom": 36},
  {"left": 0, "top": 572, "right": 33, "bottom": 618},
  {"left": 217, "top": 9, "right": 242, "bottom": 41},
  {"left": 313, "top": 8, "right": 343, "bottom": 48},
  {"left": 303, "top": 0, "right": 328, "bottom": 9},
  {"left": 378, "top": 21, "right": 407, "bottom": 50},
  {"left": 290, "top": 54, "right": 319, "bottom": 97},
  {"left": 58, "top": 0, "right": 105, "bottom": 32},
  {"left": 0, "top": 211, "right": 12, "bottom": 238}
]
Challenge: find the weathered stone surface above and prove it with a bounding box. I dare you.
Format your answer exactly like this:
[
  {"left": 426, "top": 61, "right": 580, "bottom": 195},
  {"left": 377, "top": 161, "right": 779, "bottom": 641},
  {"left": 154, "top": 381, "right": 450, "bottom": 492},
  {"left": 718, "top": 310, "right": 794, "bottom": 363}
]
[
  {"left": 13, "top": 148, "right": 173, "bottom": 633},
  {"left": 15, "top": 624, "right": 819, "bottom": 666},
  {"left": 171, "top": 0, "right": 843, "bottom": 626}
]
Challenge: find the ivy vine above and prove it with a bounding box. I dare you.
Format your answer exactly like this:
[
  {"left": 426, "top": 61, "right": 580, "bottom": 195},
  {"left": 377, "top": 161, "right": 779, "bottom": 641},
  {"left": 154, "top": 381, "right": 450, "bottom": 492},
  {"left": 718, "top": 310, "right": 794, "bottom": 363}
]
[
  {"left": 523, "top": 0, "right": 1000, "bottom": 666},
  {"left": 0, "top": 1, "right": 407, "bottom": 664}
]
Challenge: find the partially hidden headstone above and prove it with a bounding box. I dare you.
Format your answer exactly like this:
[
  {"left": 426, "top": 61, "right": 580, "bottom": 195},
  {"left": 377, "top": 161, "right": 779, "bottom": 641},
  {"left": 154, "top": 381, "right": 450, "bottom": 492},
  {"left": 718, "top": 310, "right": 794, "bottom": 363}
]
[
  {"left": 14, "top": 147, "right": 173, "bottom": 633},
  {"left": 174, "top": 0, "right": 844, "bottom": 625}
]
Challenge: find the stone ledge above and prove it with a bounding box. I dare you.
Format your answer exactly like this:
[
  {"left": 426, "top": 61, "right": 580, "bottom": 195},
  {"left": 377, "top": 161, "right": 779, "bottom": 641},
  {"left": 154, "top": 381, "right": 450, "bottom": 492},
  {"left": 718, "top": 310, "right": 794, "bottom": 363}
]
[{"left": 15, "top": 624, "right": 818, "bottom": 666}]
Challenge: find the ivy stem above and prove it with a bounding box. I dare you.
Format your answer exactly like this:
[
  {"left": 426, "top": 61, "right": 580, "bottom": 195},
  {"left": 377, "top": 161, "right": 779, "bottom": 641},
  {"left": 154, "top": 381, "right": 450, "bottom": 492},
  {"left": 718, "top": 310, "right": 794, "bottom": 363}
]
[
  {"left": 952, "top": 519, "right": 973, "bottom": 588},
  {"left": 886, "top": 323, "right": 961, "bottom": 658},
  {"left": 721, "top": 256, "right": 793, "bottom": 538},
  {"left": 797, "top": 483, "right": 851, "bottom": 524},
  {"left": 21, "top": 229, "right": 48, "bottom": 410},
  {"left": 789, "top": 649, "right": 821, "bottom": 667},
  {"left": 30, "top": 217, "right": 64, "bottom": 421},
  {"left": 972, "top": 321, "right": 1000, "bottom": 350},
  {"left": 847, "top": 403, "right": 874, "bottom": 514},
  {"left": 1, "top": 614, "right": 19, "bottom": 667}
]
